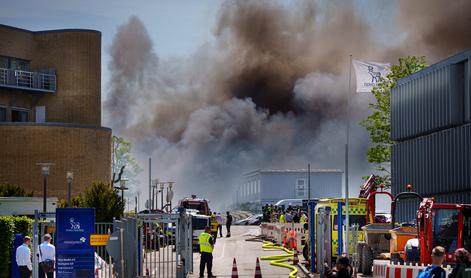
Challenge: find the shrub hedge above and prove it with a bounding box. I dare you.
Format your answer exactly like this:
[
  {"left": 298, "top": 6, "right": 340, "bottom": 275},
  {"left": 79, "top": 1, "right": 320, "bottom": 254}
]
[{"left": 0, "top": 216, "right": 33, "bottom": 278}]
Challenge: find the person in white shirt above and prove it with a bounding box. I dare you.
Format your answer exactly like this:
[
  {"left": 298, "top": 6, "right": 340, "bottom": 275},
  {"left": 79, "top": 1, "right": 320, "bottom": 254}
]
[
  {"left": 16, "top": 236, "right": 32, "bottom": 278},
  {"left": 37, "top": 234, "right": 55, "bottom": 278}
]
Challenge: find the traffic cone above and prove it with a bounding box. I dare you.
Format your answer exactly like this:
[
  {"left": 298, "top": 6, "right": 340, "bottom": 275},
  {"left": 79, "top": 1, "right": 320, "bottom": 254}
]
[
  {"left": 292, "top": 250, "right": 299, "bottom": 265},
  {"left": 254, "top": 257, "right": 262, "bottom": 278},
  {"left": 231, "top": 258, "right": 239, "bottom": 278}
]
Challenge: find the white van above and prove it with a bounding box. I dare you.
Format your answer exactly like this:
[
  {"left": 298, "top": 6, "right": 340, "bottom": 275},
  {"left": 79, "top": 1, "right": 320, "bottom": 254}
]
[{"left": 274, "top": 199, "right": 304, "bottom": 211}]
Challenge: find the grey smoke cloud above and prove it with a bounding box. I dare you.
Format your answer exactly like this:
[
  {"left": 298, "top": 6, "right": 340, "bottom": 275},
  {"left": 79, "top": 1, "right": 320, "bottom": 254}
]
[{"left": 104, "top": 0, "right": 470, "bottom": 207}]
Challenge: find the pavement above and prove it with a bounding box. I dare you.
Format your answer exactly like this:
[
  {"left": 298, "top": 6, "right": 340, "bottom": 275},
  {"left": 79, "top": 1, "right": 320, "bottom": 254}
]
[{"left": 188, "top": 225, "right": 306, "bottom": 278}]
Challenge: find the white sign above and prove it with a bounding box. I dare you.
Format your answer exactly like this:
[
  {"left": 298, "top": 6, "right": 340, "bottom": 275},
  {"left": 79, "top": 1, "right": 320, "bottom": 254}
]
[{"left": 352, "top": 59, "right": 391, "bottom": 93}]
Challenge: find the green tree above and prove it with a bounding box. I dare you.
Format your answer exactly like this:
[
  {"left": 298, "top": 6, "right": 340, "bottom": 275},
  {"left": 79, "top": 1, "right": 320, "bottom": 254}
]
[
  {"left": 61, "top": 183, "right": 124, "bottom": 222},
  {"left": 360, "top": 56, "right": 427, "bottom": 187},
  {"left": 112, "top": 135, "right": 142, "bottom": 188},
  {"left": 0, "top": 183, "right": 33, "bottom": 197}
]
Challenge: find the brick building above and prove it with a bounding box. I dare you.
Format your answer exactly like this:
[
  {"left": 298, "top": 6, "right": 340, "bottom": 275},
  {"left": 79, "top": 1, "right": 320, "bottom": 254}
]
[{"left": 0, "top": 24, "right": 111, "bottom": 199}]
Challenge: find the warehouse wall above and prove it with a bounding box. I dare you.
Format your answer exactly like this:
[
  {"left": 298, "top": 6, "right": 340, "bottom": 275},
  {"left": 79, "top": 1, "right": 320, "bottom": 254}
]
[{"left": 391, "top": 50, "right": 471, "bottom": 141}]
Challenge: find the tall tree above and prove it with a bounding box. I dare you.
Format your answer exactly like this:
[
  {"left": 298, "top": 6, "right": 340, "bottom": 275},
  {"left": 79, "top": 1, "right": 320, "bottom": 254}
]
[
  {"left": 112, "top": 135, "right": 142, "bottom": 188},
  {"left": 79, "top": 183, "right": 125, "bottom": 222},
  {"left": 360, "top": 56, "right": 427, "bottom": 187}
]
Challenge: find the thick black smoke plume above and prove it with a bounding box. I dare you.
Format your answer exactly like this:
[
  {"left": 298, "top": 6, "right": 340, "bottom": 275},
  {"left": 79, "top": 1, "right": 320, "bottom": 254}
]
[{"left": 104, "top": 0, "right": 470, "bottom": 207}]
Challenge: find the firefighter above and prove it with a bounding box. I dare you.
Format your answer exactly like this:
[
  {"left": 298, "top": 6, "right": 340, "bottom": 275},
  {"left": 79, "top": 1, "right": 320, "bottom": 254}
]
[
  {"left": 199, "top": 227, "right": 216, "bottom": 278},
  {"left": 210, "top": 213, "right": 219, "bottom": 243},
  {"left": 300, "top": 212, "right": 307, "bottom": 225},
  {"left": 279, "top": 210, "right": 286, "bottom": 223}
]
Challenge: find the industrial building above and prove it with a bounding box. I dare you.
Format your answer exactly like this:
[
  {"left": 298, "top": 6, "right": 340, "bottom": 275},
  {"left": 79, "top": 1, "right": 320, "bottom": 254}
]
[
  {"left": 0, "top": 24, "right": 111, "bottom": 198},
  {"left": 391, "top": 48, "right": 471, "bottom": 221},
  {"left": 235, "top": 169, "right": 343, "bottom": 205}
]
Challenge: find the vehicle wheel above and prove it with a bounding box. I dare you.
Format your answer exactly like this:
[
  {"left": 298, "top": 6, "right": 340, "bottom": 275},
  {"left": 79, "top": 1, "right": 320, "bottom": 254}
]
[
  {"left": 357, "top": 242, "right": 366, "bottom": 273},
  {"left": 361, "top": 244, "right": 373, "bottom": 275},
  {"left": 303, "top": 244, "right": 310, "bottom": 261}
]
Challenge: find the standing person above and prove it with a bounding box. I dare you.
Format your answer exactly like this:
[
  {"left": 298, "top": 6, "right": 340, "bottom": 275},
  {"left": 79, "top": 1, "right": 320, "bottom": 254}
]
[
  {"left": 417, "top": 246, "right": 447, "bottom": 278},
  {"left": 199, "top": 227, "right": 216, "bottom": 278},
  {"left": 450, "top": 248, "right": 471, "bottom": 278},
  {"left": 279, "top": 211, "right": 286, "bottom": 223},
  {"left": 37, "top": 234, "right": 55, "bottom": 278},
  {"left": 16, "top": 236, "right": 32, "bottom": 278},
  {"left": 216, "top": 212, "right": 223, "bottom": 237},
  {"left": 210, "top": 213, "right": 219, "bottom": 242},
  {"left": 226, "top": 211, "right": 233, "bottom": 237}
]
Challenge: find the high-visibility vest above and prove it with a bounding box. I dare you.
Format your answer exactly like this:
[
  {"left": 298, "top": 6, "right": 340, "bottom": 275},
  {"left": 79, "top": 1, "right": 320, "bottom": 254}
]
[
  {"left": 300, "top": 214, "right": 307, "bottom": 225},
  {"left": 199, "top": 232, "right": 214, "bottom": 253},
  {"left": 279, "top": 214, "right": 285, "bottom": 223},
  {"left": 210, "top": 218, "right": 218, "bottom": 232}
]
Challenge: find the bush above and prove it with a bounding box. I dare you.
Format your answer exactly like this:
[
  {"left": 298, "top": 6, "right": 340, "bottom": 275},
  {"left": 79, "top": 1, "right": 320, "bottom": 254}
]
[
  {"left": 0, "top": 216, "right": 33, "bottom": 278},
  {"left": 0, "top": 217, "right": 14, "bottom": 278},
  {"left": 0, "top": 184, "right": 33, "bottom": 197}
]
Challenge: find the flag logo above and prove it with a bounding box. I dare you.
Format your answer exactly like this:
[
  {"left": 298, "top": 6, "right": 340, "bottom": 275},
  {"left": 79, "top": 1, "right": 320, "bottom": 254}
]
[{"left": 352, "top": 60, "right": 390, "bottom": 93}]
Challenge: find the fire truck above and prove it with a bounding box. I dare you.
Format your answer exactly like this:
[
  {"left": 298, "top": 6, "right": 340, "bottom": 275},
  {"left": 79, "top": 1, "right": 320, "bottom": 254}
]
[{"left": 178, "top": 195, "right": 211, "bottom": 216}]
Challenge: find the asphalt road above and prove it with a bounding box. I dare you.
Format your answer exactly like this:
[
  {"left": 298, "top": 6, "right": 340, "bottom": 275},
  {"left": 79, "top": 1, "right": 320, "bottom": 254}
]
[{"left": 188, "top": 225, "right": 305, "bottom": 278}]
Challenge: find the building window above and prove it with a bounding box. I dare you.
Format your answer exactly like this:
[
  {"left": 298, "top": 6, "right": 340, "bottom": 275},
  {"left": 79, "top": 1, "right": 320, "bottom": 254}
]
[
  {"left": 0, "top": 107, "right": 6, "bottom": 122},
  {"left": 11, "top": 108, "right": 29, "bottom": 122},
  {"left": 0, "top": 56, "right": 30, "bottom": 71},
  {"left": 296, "top": 178, "right": 306, "bottom": 198}
]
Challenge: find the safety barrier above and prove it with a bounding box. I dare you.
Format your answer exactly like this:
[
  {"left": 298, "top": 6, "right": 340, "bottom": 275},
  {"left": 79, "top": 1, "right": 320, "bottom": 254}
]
[
  {"left": 261, "top": 223, "right": 306, "bottom": 247},
  {"left": 372, "top": 261, "right": 453, "bottom": 278}
]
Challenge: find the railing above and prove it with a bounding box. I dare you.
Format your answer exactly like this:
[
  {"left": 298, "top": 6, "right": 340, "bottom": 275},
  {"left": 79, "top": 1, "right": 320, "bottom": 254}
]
[{"left": 0, "top": 67, "right": 56, "bottom": 92}]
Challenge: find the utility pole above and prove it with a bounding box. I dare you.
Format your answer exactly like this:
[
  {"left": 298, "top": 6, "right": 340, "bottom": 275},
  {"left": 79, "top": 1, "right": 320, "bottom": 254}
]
[
  {"left": 148, "top": 157, "right": 151, "bottom": 213},
  {"left": 345, "top": 54, "right": 353, "bottom": 256}
]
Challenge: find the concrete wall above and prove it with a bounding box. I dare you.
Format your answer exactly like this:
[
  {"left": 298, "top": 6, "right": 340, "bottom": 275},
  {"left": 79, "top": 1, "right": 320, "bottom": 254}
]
[{"left": 0, "top": 123, "right": 111, "bottom": 199}]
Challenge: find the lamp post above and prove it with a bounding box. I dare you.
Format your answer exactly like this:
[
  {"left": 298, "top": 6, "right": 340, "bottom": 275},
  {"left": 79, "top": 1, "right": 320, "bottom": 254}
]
[
  {"left": 167, "top": 182, "right": 174, "bottom": 212},
  {"left": 152, "top": 179, "right": 159, "bottom": 210},
  {"left": 66, "top": 171, "right": 73, "bottom": 207},
  {"left": 36, "top": 163, "right": 54, "bottom": 218},
  {"left": 160, "top": 182, "right": 165, "bottom": 210}
]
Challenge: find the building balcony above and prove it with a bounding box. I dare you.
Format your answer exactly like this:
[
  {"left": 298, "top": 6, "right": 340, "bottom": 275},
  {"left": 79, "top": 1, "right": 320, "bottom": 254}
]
[{"left": 0, "top": 68, "right": 56, "bottom": 93}]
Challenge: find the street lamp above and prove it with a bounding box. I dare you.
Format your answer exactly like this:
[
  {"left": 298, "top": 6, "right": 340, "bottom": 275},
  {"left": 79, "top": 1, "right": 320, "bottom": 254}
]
[
  {"left": 160, "top": 182, "right": 165, "bottom": 210},
  {"left": 66, "top": 171, "right": 74, "bottom": 207},
  {"left": 167, "top": 182, "right": 175, "bottom": 212},
  {"left": 36, "top": 163, "right": 54, "bottom": 218},
  {"left": 151, "top": 179, "right": 159, "bottom": 210}
]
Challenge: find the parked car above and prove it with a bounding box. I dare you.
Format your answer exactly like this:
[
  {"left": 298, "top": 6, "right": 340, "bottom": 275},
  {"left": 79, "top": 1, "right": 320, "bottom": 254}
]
[{"left": 234, "top": 214, "right": 263, "bottom": 225}]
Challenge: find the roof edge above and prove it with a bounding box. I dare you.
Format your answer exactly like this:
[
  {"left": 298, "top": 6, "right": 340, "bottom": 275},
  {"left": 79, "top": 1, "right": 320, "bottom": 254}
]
[{"left": 0, "top": 24, "right": 101, "bottom": 35}]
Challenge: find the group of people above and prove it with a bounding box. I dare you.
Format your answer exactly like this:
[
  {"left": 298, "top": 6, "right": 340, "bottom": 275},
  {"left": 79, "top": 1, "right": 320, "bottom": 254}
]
[
  {"left": 16, "top": 234, "right": 55, "bottom": 278},
  {"left": 324, "top": 246, "right": 471, "bottom": 278},
  {"left": 262, "top": 204, "right": 307, "bottom": 225},
  {"left": 200, "top": 211, "right": 233, "bottom": 278}
]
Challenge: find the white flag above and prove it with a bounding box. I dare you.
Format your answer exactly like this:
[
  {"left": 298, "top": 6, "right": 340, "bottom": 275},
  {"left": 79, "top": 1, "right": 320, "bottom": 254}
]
[{"left": 352, "top": 59, "right": 390, "bottom": 93}]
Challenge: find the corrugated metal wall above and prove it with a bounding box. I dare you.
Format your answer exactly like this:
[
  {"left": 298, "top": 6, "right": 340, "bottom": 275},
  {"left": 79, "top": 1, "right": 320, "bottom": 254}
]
[
  {"left": 391, "top": 49, "right": 471, "bottom": 222},
  {"left": 392, "top": 123, "right": 471, "bottom": 196},
  {"left": 391, "top": 62, "right": 466, "bottom": 141}
]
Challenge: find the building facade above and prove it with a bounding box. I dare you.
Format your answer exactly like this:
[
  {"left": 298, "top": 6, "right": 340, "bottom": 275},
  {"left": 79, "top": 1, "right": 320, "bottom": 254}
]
[
  {"left": 391, "top": 48, "right": 471, "bottom": 221},
  {"left": 0, "top": 24, "right": 111, "bottom": 199},
  {"left": 235, "top": 169, "right": 343, "bottom": 205}
]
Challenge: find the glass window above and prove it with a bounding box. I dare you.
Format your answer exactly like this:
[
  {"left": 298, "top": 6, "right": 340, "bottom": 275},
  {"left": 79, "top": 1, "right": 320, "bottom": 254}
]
[
  {"left": 0, "top": 56, "right": 8, "bottom": 68},
  {"left": 10, "top": 57, "right": 30, "bottom": 71},
  {"left": 11, "top": 109, "right": 29, "bottom": 122},
  {"left": 296, "top": 178, "right": 306, "bottom": 198},
  {"left": 432, "top": 208, "right": 460, "bottom": 253},
  {"left": 333, "top": 215, "right": 367, "bottom": 231},
  {"left": 0, "top": 107, "right": 6, "bottom": 122}
]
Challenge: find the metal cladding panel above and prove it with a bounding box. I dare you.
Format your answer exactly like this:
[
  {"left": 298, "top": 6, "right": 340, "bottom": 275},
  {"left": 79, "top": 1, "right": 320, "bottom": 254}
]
[
  {"left": 392, "top": 124, "right": 471, "bottom": 196},
  {"left": 395, "top": 193, "right": 471, "bottom": 223},
  {"left": 391, "top": 63, "right": 466, "bottom": 141}
]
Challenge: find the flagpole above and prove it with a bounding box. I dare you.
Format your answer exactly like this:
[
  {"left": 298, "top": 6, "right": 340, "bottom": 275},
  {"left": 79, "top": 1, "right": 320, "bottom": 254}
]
[{"left": 345, "top": 54, "right": 352, "bottom": 256}]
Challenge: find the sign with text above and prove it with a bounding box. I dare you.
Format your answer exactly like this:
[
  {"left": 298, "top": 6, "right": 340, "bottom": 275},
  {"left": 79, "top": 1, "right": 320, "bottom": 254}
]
[
  {"left": 56, "top": 208, "right": 95, "bottom": 278},
  {"left": 90, "top": 234, "right": 110, "bottom": 246}
]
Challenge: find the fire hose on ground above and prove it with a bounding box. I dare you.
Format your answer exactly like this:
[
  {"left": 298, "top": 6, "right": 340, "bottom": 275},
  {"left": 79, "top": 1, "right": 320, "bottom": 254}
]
[{"left": 260, "top": 241, "right": 300, "bottom": 278}]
